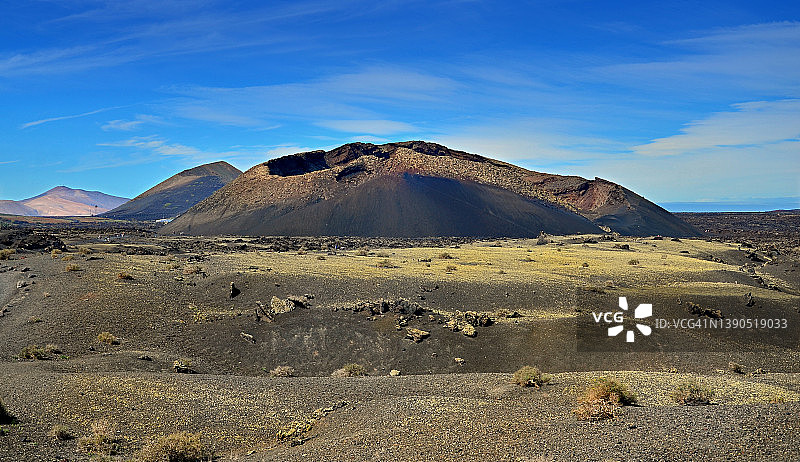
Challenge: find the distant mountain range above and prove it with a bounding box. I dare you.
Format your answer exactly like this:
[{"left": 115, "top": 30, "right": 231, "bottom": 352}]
[
  {"left": 101, "top": 161, "right": 241, "bottom": 221},
  {"left": 162, "top": 141, "right": 701, "bottom": 237},
  {"left": 0, "top": 186, "right": 128, "bottom": 217}
]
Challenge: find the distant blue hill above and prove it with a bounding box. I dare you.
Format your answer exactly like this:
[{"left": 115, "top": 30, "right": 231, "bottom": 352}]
[{"left": 661, "top": 197, "right": 800, "bottom": 213}]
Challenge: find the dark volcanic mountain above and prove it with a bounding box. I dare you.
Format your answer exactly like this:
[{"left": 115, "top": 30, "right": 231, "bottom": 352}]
[
  {"left": 102, "top": 161, "right": 241, "bottom": 221},
  {"left": 0, "top": 186, "right": 128, "bottom": 217},
  {"left": 162, "top": 142, "right": 700, "bottom": 237}
]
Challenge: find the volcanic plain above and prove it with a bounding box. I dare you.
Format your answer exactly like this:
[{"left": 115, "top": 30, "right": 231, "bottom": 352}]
[{"left": 0, "top": 224, "right": 798, "bottom": 461}]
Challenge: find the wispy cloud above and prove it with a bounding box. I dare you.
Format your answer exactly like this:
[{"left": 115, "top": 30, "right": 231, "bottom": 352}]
[
  {"left": 0, "top": 159, "right": 19, "bottom": 165},
  {"left": 599, "top": 21, "right": 800, "bottom": 96},
  {"left": 20, "top": 106, "right": 124, "bottom": 129},
  {"left": 634, "top": 99, "right": 800, "bottom": 156},
  {"left": 168, "top": 66, "right": 459, "bottom": 128},
  {"left": 101, "top": 114, "right": 164, "bottom": 131}
]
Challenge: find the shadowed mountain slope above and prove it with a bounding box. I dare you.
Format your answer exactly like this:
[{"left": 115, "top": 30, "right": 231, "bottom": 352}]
[
  {"left": 0, "top": 186, "right": 128, "bottom": 217},
  {"left": 102, "top": 161, "right": 241, "bottom": 221},
  {"left": 163, "top": 142, "right": 700, "bottom": 237}
]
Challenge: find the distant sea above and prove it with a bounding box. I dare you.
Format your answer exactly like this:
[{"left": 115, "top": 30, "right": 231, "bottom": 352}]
[{"left": 661, "top": 197, "right": 800, "bottom": 213}]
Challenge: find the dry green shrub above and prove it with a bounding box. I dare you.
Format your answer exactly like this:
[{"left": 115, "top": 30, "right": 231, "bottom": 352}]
[
  {"left": 316, "top": 255, "right": 326, "bottom": 260},
  {"left": 332, "top": 363, "right": 366, "bottom": 377},
  {"left": 356, "top": 248, "right": 369, "bottom": 256},
  {"left": 45, "top": 344, "right": 62, "bottom": 354},
  {"left": 728, "top": 361, "right": 744, "bottom": 374},
  {"left": 0, "top": 249, "right": 15, "bottom": 260},
  {"left": 117, "top": 272, "right": 134, "bottom": 280},
  {"left": 513, "top": 366, "right": 551, "bottom": 388},
  {"left": 438, "top": 252, "right": 454, "bottom": 259},
  {"left": 97, "top": 332, "right": 120, "bottom": 345},
  {"left": 51, "top": 249, "right": 62, "bottom": 258},
  {"left": 62, "top": 254, "right": 74, "bottom": 262},
  {"left": 135, "top": 431, "right": 212, "bottom": 462},
  {"left": 445, "top": 264, "right": 457, "bottom": 272},
  {"left": 19, "top": 344, "right": 48, "bottom": 360},
  {"left": 50, "top": 424, "right": 73, "bottom": 441},
  {"left": 627, "top": 259, "right": 640, "bottom": 265},
  {"left": 574, "top": 377, "right": 637, "bottom": 421},
  {"left": 78, "top": 246, "right": 92, "bottom": 255},
  {"left": 78, "top": 419, "right": 118, "bottom": 455},
  {"left": 671, "top": 379, "right": 714, "bottom": 405},
  {"left": 269, "top": 365, "right": 295, "bottom": 377},
  {"left": 65, "top": 263, "right": 80, "bottom": 272},
  {"left": 376, "top": 259, "right": 395, "bottom": 268}
]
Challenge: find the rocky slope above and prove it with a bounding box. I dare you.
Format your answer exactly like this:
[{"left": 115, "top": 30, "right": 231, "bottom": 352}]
[
  {"left": 163, "top": 142, "right": 700, "bottom": 237},
  {"left": 0, "top": 186, "right": 128, "bottom": 217},
  {"left": 102, "top": 161, "right": 241, "bottom": 221}
]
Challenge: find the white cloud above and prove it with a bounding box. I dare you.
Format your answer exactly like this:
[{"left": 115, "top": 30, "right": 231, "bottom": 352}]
[
  {"left": 101, "top": 114, "right": 163, "bottom": 131},
  {"left": 599, "top": 22, "right": 800, "bottom": 96},
  {"left": 20, "top": 105, "right": 124, "bottom": 129},
  {"left": 634, "top": 99, "right": 800, "bottom": 156}
]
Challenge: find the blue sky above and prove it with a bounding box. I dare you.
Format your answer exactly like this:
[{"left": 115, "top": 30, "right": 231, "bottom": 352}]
[{"left": 1, "top": 0, "right": 798, "bottom": 211}]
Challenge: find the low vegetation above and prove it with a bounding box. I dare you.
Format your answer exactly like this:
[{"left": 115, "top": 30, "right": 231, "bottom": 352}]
[
  {"left": 18, "top": 344, "right": 48, "bottom": 360},
  {"left": 671, "top": 379, "right": 714, "bottom": 405},
  {"left": 97, "top": 332, "right": 120, "bottom": 345},
  {"left": 49, "top": 424, "right": 73, "bottom": 441},
  {"left": 438, "top": 252, "right": 454, "bottom": 259},
  {"left": 269, "top": 365, "right": 295, "bottom": 377},
  {"left": 627, "top": 259, "right": 640, "bottom": 265},
  {"left": 512, "top": 366, "right": 551, "bottom": 388},
  {"left": 0, "top": 249, "right": 15, "bottom": 260},
  {"left": 65, "top": 263, "right": 81, "bottom": 272},
  {"left": 728, "top": 361, "right": 744, "bottom": 374},
  {"left": 78, "top": 419, "right": 118, "bottom": 455},
  {"left": 332, "top": 363, "right": 367, "bottom": 377},
  {"left": 117, "top": 272, "right": 134, "bottom": 280},
  {"left": 135, "top": 431, "right": 212, "bottom": 462},
  {"left": 573, "top": 377, "right": 637, "bottom": 421}
]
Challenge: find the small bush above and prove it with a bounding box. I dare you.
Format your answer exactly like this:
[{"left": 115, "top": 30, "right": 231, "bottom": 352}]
[
  {"left": 45, "top": 344, "right": 62, "bottom": 354},
  {"left": 78, "top": 246, "right": 92, "bottom": 255},
  {"left": 0, "top": 397, "right": 15, "bottom": 424},
  {"left": 376, "top": 259, "right": 395, "bottom": 268},
  {"left": 356, "top": 248, "right": 369, "bottom": 256},
  {"left": 66, "top": 263, "right": 80, "bottom": 272},
  {"left": 97, "top": 332, "right": 120, "bottom": 345},
  {"left": 581, "top": 262, "right": 589, "bottom": 267},
  {"left": 269, "top": 365, "right": 295, "bottom": 377},
  {"left": 51, "top": 249, "right": 63, "bottom": 258},
  {"left": 445, "top": 264, "right": 457, "bottom": 272},
  {"left": 671, "top": 379, "right": 714, "bottom": 405},
  {"left": 627, "top": 259, "right": 640, "bottom": 266},
  {"left": 117, "top": 272, "right": 134, "bottom": 280},
  {"left": 438, "top": 252, "right": 454, "bottom": 259},
  {"left": 78, "top": 419, "right": 118, "bottom": 455},
  {"left": 332, "top": 363, "right": 366, "bottom": 377},
  {"left": 585, "top": 377, "right": 637, "bottom": 405},
  {"left": 316, "top": 255, "right": 326, "bottom": 260},
  {"left": 62, "top": 254, "right": 75, "bottom": 262},
  {"left": 513, "top": 366, "right": 551, "bottom": 388},
  {"left": 728, "top": 361, "right": 744, "bottom": 374},
  {"left": 0, "top": 249, "right": 15, "bottom": 260},
  {"left": 574, "top": 377, "right": 637, "bottom": 421},
  {"left": 50, "top": 424, "right": 73, "bottom": 441},
  {"left": 135, "top": 431, "right": 212, "bottom": 462},
  {"left": 19, "top": 344, "right": 48, "bottom": 360}
]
